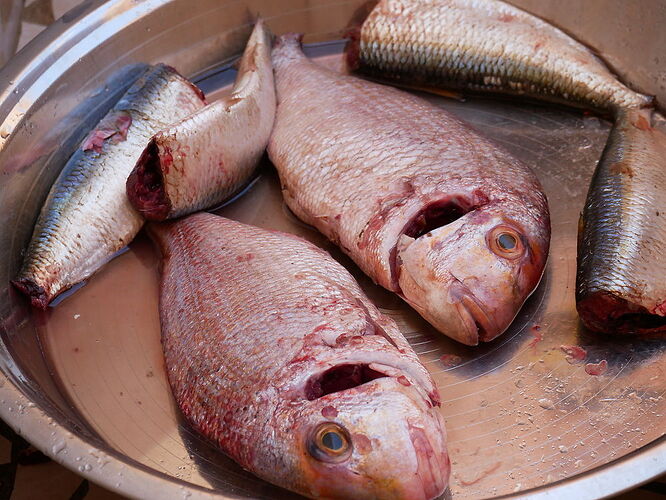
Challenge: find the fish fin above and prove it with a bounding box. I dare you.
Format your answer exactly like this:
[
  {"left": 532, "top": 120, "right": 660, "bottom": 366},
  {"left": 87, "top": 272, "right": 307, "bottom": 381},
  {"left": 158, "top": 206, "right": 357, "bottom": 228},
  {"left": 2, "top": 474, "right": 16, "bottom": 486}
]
[
  {"left": 397, "top": 84, "right": 465, "bottom": 101},
  {"left": 364, "top": 78, "right": 465, "bottom": 101}
]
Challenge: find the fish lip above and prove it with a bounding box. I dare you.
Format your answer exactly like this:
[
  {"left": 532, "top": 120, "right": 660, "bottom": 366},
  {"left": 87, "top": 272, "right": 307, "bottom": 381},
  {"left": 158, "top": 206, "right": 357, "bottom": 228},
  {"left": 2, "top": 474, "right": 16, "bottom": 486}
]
[
  {"left": 451, "top": 279, "right": 499, "bottom": 343},
  {"left": 408, "top": 423, "right": 449, "bottom": 499}
]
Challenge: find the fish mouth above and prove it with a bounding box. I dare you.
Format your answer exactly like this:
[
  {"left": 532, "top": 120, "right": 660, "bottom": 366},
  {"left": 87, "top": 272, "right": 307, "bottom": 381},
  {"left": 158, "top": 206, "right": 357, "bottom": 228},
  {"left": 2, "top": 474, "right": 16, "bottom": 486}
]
[
  {"left": 304, "top": 358, "right": 436, "bottom": 406},
  {"left": 451, "top": 281, "right": 498, "bottom": 344}
]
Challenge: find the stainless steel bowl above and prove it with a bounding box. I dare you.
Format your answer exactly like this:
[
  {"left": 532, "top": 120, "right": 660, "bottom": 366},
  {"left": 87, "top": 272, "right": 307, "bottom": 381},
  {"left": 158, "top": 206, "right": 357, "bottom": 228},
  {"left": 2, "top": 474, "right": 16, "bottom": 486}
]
[{"left": 0, "top": 1, "right": 664, "bottom": 498}]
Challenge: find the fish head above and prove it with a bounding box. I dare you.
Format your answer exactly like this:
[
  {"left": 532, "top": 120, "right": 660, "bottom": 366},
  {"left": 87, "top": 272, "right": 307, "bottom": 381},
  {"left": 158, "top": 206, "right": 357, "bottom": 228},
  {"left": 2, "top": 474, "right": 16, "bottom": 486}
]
[
  {"left": 396, "top": 206, "right": 549, "bottom": 345},
  {"left": 280, "top": 368, "right": 449, "bottom": 499}
]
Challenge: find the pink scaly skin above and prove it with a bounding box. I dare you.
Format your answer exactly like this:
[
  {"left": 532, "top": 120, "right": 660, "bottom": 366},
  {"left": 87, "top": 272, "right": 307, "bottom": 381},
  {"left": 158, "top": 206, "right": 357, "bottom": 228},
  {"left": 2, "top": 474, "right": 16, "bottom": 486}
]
[
  {"left": 268, "top": 35, "right": 550, "bottom": 345},
  {"left": 150, "top": 213, "right": 449, "bottom": 499}
]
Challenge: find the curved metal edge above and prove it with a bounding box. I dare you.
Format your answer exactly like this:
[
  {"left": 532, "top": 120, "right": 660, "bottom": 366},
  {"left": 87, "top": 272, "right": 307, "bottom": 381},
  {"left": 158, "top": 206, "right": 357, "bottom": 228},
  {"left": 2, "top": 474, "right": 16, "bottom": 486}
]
[
  {"left": 0, "top": 373, "right": 234, "bottom": 499},
  {"left": 0, "top": 0, "right": 663, "bottom": 499},
  {"left": 0, "top": 0, "right": 238, "bottom": 498},
  {"left": 505, "top": 436, "right": 666, "bottom": 499}
]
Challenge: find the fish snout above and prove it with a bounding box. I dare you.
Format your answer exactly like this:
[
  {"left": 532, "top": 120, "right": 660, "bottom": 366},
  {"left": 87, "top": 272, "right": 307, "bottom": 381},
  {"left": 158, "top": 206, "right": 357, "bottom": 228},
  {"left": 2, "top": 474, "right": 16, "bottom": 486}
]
[{"left": 451, "top": 283, "right": 501, "bottom": 343}]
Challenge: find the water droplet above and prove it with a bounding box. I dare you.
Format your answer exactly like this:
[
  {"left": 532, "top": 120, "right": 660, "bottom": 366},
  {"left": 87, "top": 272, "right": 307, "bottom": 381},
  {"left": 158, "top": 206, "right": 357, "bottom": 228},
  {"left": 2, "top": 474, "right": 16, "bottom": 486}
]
[
  {"left": 539, "top": 398, "right": 555, "bottom": 410},
  {"left": 52, "top": 441, "right": 66, "bottom": 455},
  {"left": 558, "top": 445, "right": 568, "bottom": 453}
]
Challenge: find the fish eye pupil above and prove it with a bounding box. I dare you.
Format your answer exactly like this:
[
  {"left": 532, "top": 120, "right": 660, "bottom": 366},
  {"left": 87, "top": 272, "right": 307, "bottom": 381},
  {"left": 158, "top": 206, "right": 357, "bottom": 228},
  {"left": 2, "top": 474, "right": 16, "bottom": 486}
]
[
  {"left": 321, "top": 431, "right": 344, "bottom": 451},
  {"left": 497, "top": 232, "right": 517, "bottom": 250},
  {"left": 309, "top": 423, "right": 352, "bottom": 461}
]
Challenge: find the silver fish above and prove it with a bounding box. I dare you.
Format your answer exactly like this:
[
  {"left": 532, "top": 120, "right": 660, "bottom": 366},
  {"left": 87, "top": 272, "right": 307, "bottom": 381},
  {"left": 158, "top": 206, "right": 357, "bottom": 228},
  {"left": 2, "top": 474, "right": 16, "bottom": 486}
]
[
  {"left": 347, "top": 0, "right": 666, "bottom": 334},
  {"left": 126, "top": 20, "right": 276, "bottom": 220},
  {"left": 268, "top": 35, "right": 550, "bottom": 345},
  {"left": 577, "top": 109, "right": 666, "bottom": 334},
  {"left": 13, "top": 64, "right": 206, "bottom": 308},
  {"left": 346, "top": 0, "right": 652, "bottom": 112},
  {"left": 150, "top": 212, "right": 449, "bottom": 499}
]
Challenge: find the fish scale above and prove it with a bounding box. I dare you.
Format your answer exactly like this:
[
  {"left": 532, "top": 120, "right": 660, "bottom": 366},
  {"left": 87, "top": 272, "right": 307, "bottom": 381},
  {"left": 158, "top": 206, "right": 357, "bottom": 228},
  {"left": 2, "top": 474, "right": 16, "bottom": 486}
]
[
  {"left": 13, "top": 64, "right": 206, "bottom": 307},
  {"left": 268, "top": 34, "right": 550, "bottom": 345},
  {"left": 349, "top": 0, "right": 651, "bottom": 112},
  {"left": 150, "top": 213, "right": 449, "bottom": 499}
]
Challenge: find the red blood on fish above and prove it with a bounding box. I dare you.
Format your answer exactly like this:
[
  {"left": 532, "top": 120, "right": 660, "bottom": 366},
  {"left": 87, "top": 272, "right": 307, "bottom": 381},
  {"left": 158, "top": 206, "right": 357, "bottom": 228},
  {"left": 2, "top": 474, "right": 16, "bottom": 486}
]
[
  {"left": 321, "top": 406, "right": 338, "bottom": 418},
  {"left": 150, "top": 213, "right": 449, "bottom": 498},
  {"left": 585, "top": 360, "right": 608, "bottom": 376},
  {"left": 652, "top": 301, "right": 666, "bottom": 315},
  {"left": 397, "top": 375, "right": 411, "bottom": 386},
  {"left": 81, "top": 111, "right": 132, "bottom": 152},
  {"left": 236, "top": 253, "right": 254, "bottom": 262},
  {"left": 352, "top": 433, "right": 373, "bottom": 454}
]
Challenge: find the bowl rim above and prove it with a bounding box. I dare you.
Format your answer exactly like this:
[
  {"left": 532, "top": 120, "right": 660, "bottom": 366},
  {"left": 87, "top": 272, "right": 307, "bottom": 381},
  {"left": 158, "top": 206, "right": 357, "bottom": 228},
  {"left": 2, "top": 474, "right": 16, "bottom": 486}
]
[{"left": 0, "top": 0, "right": 663, "bottom": 498}]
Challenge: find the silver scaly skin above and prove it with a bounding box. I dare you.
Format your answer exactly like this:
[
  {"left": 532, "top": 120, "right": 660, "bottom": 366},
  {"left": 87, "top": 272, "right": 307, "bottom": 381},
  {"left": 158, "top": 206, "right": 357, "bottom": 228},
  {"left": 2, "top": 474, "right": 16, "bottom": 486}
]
[
  {"left": 577, "top": 109, "right": 666, "bottom": 334},
  {"left": 347, "top": 0, "right": 652, "bottom": 112},
  {"left": 13, "top": 64, "right": 206, "bottom": 308},
  {"left": 126, "top": 20, "right": 276, "bottom": 220}
]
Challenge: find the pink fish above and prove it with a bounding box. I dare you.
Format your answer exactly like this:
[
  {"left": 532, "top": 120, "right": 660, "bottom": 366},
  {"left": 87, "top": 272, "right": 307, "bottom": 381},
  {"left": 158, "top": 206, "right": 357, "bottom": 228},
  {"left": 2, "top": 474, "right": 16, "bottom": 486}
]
[
  {"left": 150, "top": 212, "right": 449, "bottom": 499},
  {"left": 267, "top": 35, "right": 550, "bottom": 345}
]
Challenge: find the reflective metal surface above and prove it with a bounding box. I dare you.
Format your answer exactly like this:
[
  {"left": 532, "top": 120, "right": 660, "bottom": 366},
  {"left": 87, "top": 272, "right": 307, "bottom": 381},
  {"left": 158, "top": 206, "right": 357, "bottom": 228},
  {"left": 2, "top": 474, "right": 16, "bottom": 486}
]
[{"left": 0, "top": 1, "right": 664, "bottom": 499}]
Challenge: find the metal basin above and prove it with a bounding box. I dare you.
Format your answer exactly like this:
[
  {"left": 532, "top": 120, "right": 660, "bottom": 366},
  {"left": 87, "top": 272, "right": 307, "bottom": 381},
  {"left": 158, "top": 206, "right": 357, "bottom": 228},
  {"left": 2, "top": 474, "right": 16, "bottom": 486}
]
[{"left": 0, "top": 1, "right": 664, "bottom": 498}]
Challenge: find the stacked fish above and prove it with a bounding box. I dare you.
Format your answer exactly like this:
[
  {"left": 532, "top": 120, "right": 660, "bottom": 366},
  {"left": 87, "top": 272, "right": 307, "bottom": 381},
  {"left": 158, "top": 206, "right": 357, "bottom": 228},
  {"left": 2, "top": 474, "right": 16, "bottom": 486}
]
[{"left": 10, "top": 0, "right": 664, "bottom": 497}]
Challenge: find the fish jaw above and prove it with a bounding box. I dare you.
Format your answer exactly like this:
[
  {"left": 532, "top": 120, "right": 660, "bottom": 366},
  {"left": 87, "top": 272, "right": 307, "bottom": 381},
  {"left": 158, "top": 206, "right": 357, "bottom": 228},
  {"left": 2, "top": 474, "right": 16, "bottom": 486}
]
[
  {"left": 273, "top": 376, "right": 449, "bottom": 500},
  {"left": 396, "top": 208, "right": 549, "bottom": 345},
  {"left": 126, "top": 19, "right": 275, "bottom": 220}
]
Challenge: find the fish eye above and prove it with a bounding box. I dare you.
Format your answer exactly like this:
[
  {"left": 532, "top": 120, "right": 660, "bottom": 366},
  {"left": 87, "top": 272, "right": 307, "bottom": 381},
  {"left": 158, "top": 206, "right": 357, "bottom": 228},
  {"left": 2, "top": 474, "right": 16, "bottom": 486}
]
[
  {"left": 498, "top": 232, "right": 517, "bottom": 250},
  {"left": 308, "top": 423, "right": 352, "bottom": 463},
  {"left": 488, "top": 226, "right": 524, "bottom": 259}
]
